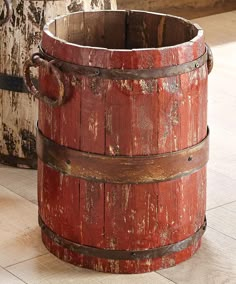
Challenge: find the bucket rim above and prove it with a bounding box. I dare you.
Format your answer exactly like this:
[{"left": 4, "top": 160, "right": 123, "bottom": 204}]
[
  {"left": 43, "top": 9, "right": 203, "bottom": 53},
  {"left": 41, "top": 10, "right": 205, "bottom": 69}
]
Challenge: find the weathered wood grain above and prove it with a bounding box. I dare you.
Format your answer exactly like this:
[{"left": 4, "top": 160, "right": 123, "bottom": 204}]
[
  {"left": 0, "top": 1, "right": 72, "bottom": 168},
  {"left": 68, "top": 0, "right": 117, "bottom": 11},
  {"left": 37, "top": 10, "right": 208, "bottom": 273}
]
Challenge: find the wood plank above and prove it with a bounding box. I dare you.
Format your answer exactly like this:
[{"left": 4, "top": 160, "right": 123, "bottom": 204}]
[
  {"left": 0, "top": 186, "right": 46, "bottom": 267},
  {"left": 126, "top": 11, "right": 160, "bottom": 48},
  {"left": 84, "top": 11, "right": 105, "bottom": 47},
  {"left": 78, "top": 15, "right": 107, "bottom": 251},
  {"left": 158, "top": 227, "right": 236, "bottom": 283},
  {"left": 104, "top": 11, "right": 126, "bottom": 49}
]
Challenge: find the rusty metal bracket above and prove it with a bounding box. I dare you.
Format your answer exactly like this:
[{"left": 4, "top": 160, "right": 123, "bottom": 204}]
[
  {"left": 39, "top": 214, "right": 206, "bottom": 260},
  {"left": 0, "top": 0, "right": 12, "bottom": 26},
  {"left": 206, "top": 43, "right": 213, "bottom": 74},
  {"left": 23, "top": 53, "right": 66, "bottom": 107},
  {"left": 37, "top": 127, "right": 209, "bottom": 184},
  {"left": 39, "top": 44, "right": 210, "bottom": 80}
]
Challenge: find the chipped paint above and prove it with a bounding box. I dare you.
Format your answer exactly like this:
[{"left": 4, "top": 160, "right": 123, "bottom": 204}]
[
  {"left": 37, "top": 7, "right": 208, "bottom": 273},
  {"left": 88, "top": 112, "right": 99, "bottom": 140},
  {"left": 139, "top": 79, "right": 157, "bottom": 94}
]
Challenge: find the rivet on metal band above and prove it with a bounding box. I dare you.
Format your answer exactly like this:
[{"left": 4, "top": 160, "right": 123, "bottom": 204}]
[
  {"left": 39, "top": 215, "right": 207, "bottom": 260},
  {"left": 39, "top": 45, "right": 209, "bottom": 80},
  {"left": 36, "top": 127, "right": 209, "bottom": 184}
]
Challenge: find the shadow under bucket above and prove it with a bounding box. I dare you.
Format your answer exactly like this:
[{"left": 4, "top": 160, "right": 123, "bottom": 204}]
[{"left": 24, "top": 10, "right": 212, "bottom": 273}]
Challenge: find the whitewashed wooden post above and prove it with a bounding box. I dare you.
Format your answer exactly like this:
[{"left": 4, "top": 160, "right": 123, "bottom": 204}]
[
  {"left": 68, "top": 0, "right": 117, "bottom": 11},
  {"left": 0, "top": 0, "right": 117, "bottom": 168}
]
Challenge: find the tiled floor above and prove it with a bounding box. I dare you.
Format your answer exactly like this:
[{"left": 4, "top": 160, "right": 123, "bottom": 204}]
[{"left": 0, "top": 11, "right": 235, "bottom": 284}]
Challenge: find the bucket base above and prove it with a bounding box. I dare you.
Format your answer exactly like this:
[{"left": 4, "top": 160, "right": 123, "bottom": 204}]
[{"left": 41, "top": 231, "right": 202, "bottom": 274}]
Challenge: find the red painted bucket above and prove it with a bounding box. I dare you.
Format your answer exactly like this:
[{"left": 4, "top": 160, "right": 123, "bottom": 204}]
[{"left": 24, "top": 10, "right": 212, "bottom": 273}]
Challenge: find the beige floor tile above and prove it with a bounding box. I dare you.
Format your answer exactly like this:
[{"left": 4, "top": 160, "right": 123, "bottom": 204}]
[
  {"left": 207, "top": 169, "right": 236, "bottom": 210},
  {"left": 194, "top": 11, "right": 236, "bottom": 46},
  {"left": 7, "top": 253, "right": 173, "bottom": 284},
  {"left": 98, "top": 273, "right": 174, "bottom": 284},
  {"left": 158, "top": 228, "right": 236, "bottom": 284},
  {"left": 207, "top": 47, "right": 236, "bottom": 137},
  {"left": 0, "top": 185, "right": 46, "bottom": 267},
  {"left": 194, "top": 18, "right": 236, "bottom": 181},
  {"left": 207, "top": 127, "right": 236, "bottom": 180},
  {"left": 207, "top": 201, "right": 236, "bottom": 239},
  {"left": 0, "top": 166, "right": 37, "bottom": 204},
  {"left": 0, "top": 267, "right": 25, "bottom": 284},
  {"left": 207, "top": 43, "right": 236, "bottom": 180},
  {"left": 7, "top": 253, "right": 111, "bottom": 284}
]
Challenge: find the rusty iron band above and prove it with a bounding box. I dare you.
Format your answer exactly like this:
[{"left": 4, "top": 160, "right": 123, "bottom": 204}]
[
  {"left": 39, "top": 45, "right": 211, "bottom": 80},
  {"left": 39, "top": 215, "right": 206, "bottom": 260},
  {"left": 36, "top": 127, "right": 209, "bottom": 184},
  {"left": 24, "top": 45, "right": 212, "bottom": 107},
  {"left": 0, "top": 73, "right": 38, "bottom": 93}
]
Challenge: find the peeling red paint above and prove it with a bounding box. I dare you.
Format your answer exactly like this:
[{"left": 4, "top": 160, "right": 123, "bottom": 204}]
[{"left": 37, "top": 10, "right": 208, "bottom": 273}]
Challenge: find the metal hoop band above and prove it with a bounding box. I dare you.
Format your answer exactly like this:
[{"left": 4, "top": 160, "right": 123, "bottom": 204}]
[
  {"left": 39, "top": 44, "right": 211, "bottom": 80},
  {"left": 37, "top": 127, "right": 209, "bottom": 184},
  {"left": 39, "top": 215, "right": 206, "bottom": 260}
]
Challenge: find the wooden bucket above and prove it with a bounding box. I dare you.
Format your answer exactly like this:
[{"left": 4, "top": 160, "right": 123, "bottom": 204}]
[{"left": 24, "top": 10, "right": 212, "bottom": 273}]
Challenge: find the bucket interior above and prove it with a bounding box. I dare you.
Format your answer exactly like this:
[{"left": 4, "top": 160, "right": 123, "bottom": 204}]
[{"left": 48, "top": 11, "right": 199, "bottom": 50}]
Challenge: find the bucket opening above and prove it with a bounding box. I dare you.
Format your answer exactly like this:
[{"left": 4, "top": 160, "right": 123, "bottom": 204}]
[{"left": 48, "top": 10, "right": 199, "bottom": 50}]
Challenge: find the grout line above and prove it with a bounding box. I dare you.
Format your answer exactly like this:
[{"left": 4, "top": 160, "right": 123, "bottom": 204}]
[
  {"left": 0, "top": 183, "right": 38, "bottom": 205},
  {"left": 208, "top": 225, "right": 236, "bottom": 241},
  {"left": 207, "top": 167, "right": 236, "bottom": 182},
  {"left": 5, "top": 253, "right": 49, "bottom": 269},
  {"left": 206, "top": 200, "right": 236, "bottom": 212},
  {"left": 154, "top": 271, "right": 177, "bottom": 283},
  {"left": 2, "top": 267, "right": 28, "bottom": 284}
]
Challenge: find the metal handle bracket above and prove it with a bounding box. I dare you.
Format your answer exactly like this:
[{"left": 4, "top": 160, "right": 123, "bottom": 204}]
[{"left": 23, "top": 53, "right": 66, "bottom": 107}]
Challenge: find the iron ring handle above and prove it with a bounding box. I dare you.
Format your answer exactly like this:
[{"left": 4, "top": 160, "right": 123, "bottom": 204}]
[
  {"left": 0, "top": 0, "right": 13, "bottom": 26},
  {"left": 206, "top": 43, "right": 213, "bottom": 74},
  {"left": 23, "top": 53, "right": 66, "bottom": 107}
]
